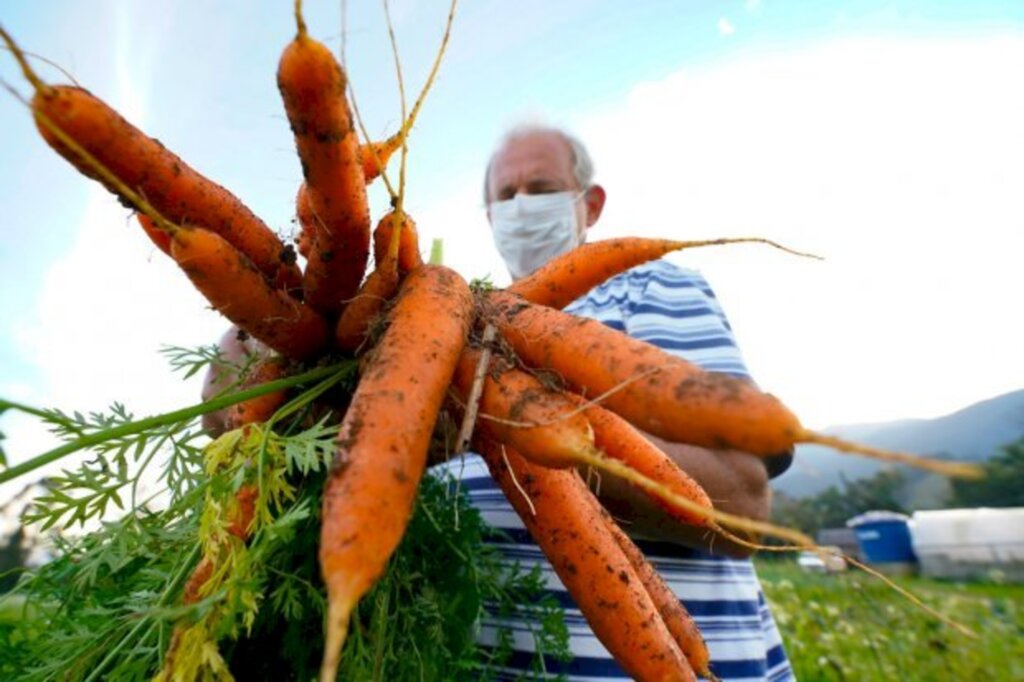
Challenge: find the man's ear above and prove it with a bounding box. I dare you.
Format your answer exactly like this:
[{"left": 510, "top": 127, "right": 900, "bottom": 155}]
[{"left": 583, "top": 184, "right": 606, "bottom": 228}]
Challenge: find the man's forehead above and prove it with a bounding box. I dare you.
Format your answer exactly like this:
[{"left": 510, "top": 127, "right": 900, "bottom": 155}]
[{"left": 490, "top": 131, "right": 575, "bottom": 183}]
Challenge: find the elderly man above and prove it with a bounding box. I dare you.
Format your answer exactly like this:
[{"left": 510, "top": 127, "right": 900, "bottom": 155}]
[{"left": 444, "top": 124, "right": 795, "bottom": 681}]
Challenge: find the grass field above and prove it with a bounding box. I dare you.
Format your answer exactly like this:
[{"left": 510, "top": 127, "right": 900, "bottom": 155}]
[{"left": 756, "top": 560, "right": 1024, "bottom": 681}]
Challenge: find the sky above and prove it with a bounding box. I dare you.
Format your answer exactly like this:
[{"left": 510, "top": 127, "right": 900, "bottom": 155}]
[{"left": 1, "top": 0, "right": 1023, "bottom": 500}]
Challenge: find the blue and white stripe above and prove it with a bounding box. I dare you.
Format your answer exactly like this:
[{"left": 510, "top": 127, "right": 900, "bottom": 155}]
[{"left": 434, "top": 260, "right": 793, "bottom": 681}]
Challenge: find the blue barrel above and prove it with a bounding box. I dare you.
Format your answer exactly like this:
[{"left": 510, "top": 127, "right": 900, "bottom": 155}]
[{"left": 847, "top": 511, "right": 918, "bottom": 564}]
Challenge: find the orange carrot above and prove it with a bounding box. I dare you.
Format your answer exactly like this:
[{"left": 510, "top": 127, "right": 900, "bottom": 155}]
[
  {"left": 452, "top": 350, "right": 716, "bottom": 529},
  {"left": 295, "top": 183, "right": 315, "bottom": 260},
  {"left": 488, "top": 290, "right": 800, "bottom": 455},
  {"left": 319, "top": 265, "right": 474, "bottom": 681},
  {"left": 334, "top": 210, "right": 417, "bottom": 353},
  {"left": 488, "top": 290, "right": 982, "bottom": 480},
  {"left": 181, "top": 366, "right": 275, "bottom": 607},
  {"left": 358, "top": 133, "right": 403, "bottom": 185},
  {"left": 510, "top": 237, "right": 821, "bottom": 310},
  {"left": 277, "top": 27, "right": 370, "bottom": 316},
  {"left": 224, "top": 358, "right": 289, "bottom": 431},
  {"left": 225, "top": 483, "right": 259, "bottom": 540},
  {"left": 451, "top": 349, "right": 595, "bottom": 468},
  {"left": 593, "top": 500, "right": 712, "bottom": 679},
  {"left": 182, "top": 555, "right": 215, "bottom": 606},
  {"left": 333, "top": 258, "right": 399, "bottom": 353},
  {"left": 171, "top": 226, "right": 330, "bottom": 360},
  {"left": 582, "top": 401, "right": 714, "bottom": 528},
  {"left": 136, "top": 213, "right": 172, "bottom": 256},
  {"left": 372, "top": 210, "right": 423, "bottom": 276},
  {"left": 27, "top": 84, "right": 302, "bottom": 294},
  {"left": 477, "top": 439, "right": 696, "bottom": 682},
  {"left": 181, "top": 484, "right": 260, "bottom": 605}
]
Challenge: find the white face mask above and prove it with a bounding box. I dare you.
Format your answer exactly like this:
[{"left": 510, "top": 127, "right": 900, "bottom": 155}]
[{"left": 488, "top": 191, "right": 584, "bottom": 280}]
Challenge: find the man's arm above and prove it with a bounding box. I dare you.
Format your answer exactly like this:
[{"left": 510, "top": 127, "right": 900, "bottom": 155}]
[{"left": 590, "top": 433, "right": 782, "bottom": 559}]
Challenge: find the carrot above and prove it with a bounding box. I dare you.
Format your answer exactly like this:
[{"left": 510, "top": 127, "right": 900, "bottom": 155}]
[
  {"left": 277, "top": 23, "right": 370, "bottom": 316},
  {"left": 488, "top": 290, "right": 799, "bottom": 454},
  {"left": 136, "top": 213, "right": 172, "bottom": 256},
  {"left": 184, "top": 357, "right": 283, "bottom": 607},
  {"left": 593, "top": 500, "right": 713, "bottom": 679},
  {"left": 451, "top": 349, "right": 595, "bottom": 468},
  {"left": 295, "top": 183, "right": 314, "bottom": 259},
  {"left": 487, "top": 291, "right": 981, "bottom": 479},
  {"left": 582, "top": 401, "right": 714, "bottom": 528},
  {"left": 225, "top": 483, "right": 259, "bottom": 540},
  {"left": 477, "top": 439, "right": 696, "bottom": 682},
  {"left": 358, "top": 133, "right": 403, "bottom": 185},
  {"left": 333, "top": 256, "right": 399, "bottom": 353},
  {"left": 319, "top": 265, "right": 473, "bottom": 681},
  {"left": 224, "top": 358, "right": 289, "bottom": 431},
  {"left": 171, "top": 226, "right": 330, "bottom": 360},
  {"left": 372, "top": 210, "right": 423, "bottom": 275},
  {"left": 182, "top": 555, "right": 215, "bottom": 606},
  {"left": 24, "top": 83, "right": 302, "bottom": 293},
  {"left": 452, "top": 352, "right": 722, "bottom": 533},
  {"left": 510, "top": 237, "right": 820, "bottom": 310},
  {"left": 334, "top": 209, "right": 419, "bottom": 352}
]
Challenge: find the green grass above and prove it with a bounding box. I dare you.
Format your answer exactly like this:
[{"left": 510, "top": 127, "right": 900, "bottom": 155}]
[{"left": 756, "top": 560, "right": 1024, "bottom": 681}]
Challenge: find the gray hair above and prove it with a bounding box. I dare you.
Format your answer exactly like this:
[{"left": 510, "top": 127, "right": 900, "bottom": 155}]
[{"left": 483, "top": 124, "right": 595, "bottom": 204}]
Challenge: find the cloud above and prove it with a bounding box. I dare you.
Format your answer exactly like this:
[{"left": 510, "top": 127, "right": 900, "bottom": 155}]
[
  {"left": 564, "top": 36, "right": 1024, "bottom": 427},
  {"left": 2, "top": 2, "right": 224, "bottom": 483},
  {"left": 718, "top": 17, "right": 736, "bottom": 36},
  {"left": 426, "top": 34, "right": 1024, "bottom": 428}
]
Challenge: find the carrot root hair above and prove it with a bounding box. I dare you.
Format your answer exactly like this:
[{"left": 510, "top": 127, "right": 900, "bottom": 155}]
[
  {"left": 573, "top": 446, "right": 816, "bottom": 547},
  {"left": 0, "top": 26, "right": 53, "bottom": 95},
  {"left": 712, "top": 529, "right": 978, "bottom": 638},
  {"left": 801, "top": 430, "right": 985, "bottom": 479}
]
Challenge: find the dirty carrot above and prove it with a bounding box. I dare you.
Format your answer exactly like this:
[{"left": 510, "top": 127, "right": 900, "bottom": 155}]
[
  {"left": 319, "top": 265, "right": 474, "bottom": 681},
  {"left": 582, "top": 400, "right": 714, "bottom": 528},
  {"left": 335, "top": 209, "right": 418, "bottom": 352},
  {"left": 593, "top": 499, "right": 713, "bottom": 679},
  {"left": 511, "top": 237, "right": 821, "bottom": 310},
  {"left": 332, "top": 262, "right": 398, "bottom": 352},
  {"left": 488, "top": 291, "right": 981, "bottom": 479},
  {"left": 136, "top": 213, "right": 172, "bottom": 256},
  {"left": 372, "top": 209, "right": 423, "bottom": 275},
  {"left": 171, "top": 226, "right": 330, "bottom": 360},
  {"left": 333, "top": 243, "right": 399, "bottom": 354},
  {"left": 224, "top": 358, "right": 289, "bottom": 431},
  {"left": 488, "top": 290, "right": 799, "bottom": 454},
  {"left": 295, "top": 183, "right": 315, "bottom": 259},
  {"left": 278, "top": 15, "right": 370, "bottom": 316},
  {"left": 0, "top": 26, "right": 303, "bottom": 295},
  {"left": 358, "top": 133, "right": 403, "bottom": 184},
  {"left": 450, "top": 348, "right": 596, "bottom": 468},
  {"left": 453, "top": 356, "right": 803, "bottom": 543},
  {"left": 478, "top": 439, "right": 697, "bottom": 682}
]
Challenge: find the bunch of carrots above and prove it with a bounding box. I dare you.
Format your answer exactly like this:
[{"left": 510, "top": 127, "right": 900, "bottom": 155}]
[{"left": 0, "top": 3, "right": 982, "bottom": 681}]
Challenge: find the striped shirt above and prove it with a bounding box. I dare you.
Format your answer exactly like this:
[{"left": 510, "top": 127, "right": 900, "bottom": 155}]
[{"left": 435, "top": 260, "right": 794, "bottom": 681}]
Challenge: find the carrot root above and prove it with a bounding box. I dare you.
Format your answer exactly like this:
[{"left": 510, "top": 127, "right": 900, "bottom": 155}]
[{"left": 801, "top": 430, "right": 985, "bottom": 479}]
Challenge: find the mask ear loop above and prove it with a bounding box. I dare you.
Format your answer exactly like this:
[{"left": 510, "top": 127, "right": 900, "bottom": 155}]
[{"left": 574, "top": 187, "right": 591, "bottom": 244}]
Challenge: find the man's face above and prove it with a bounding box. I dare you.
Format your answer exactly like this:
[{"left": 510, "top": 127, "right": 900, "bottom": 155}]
[{"left": 486, "top": 131, "right": 588, "bottom": 235}]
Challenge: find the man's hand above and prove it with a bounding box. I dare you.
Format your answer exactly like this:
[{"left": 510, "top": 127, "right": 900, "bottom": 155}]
[
  {"left": 200, "top": 326, "right": 273, "bottom": 436},
  {"left": 590, "top": 433, "right": 775, "bottom": 558}
]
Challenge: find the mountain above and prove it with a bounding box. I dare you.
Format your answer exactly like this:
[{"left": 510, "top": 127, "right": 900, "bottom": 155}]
[{"left": 773, "top": 388, "right": 1024, "bottom": 501}]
